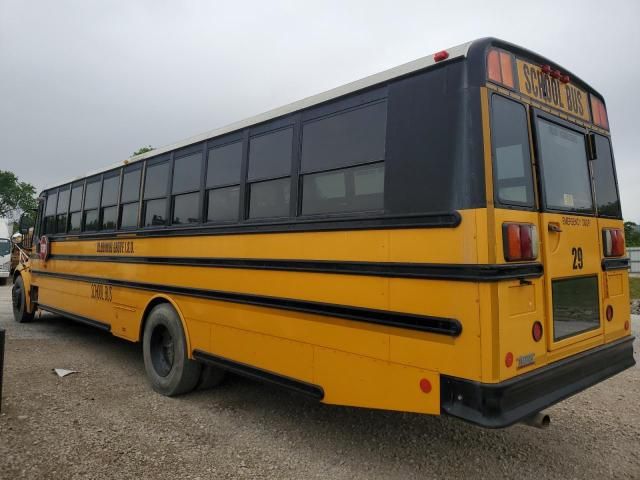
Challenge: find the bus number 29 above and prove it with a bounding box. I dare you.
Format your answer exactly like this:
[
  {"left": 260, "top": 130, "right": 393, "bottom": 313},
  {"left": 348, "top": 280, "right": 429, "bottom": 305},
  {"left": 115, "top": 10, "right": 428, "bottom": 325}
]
[
  {"left": 91, "top": 283, "right": 113, "bottom": 302},
  {"left": 571, "top": 247, "right": 584, "bottom": 270}
]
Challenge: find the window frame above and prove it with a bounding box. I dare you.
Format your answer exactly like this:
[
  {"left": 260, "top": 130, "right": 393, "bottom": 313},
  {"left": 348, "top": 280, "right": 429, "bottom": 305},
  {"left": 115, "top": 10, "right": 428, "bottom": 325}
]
[
  {"left": 531, "top": 108, "right": 595, "bottom": 216},
  {"left": 68, "top": 180, "right": 85, "bottom": 233},
  {"left": 99, "top": 170, "right": 122, "bottom": 231},
  {"left": 142, "top": 155, "right": 171, "bottom": 228},
  {"left": 297, "top": 97, "right": 388, "bottom": 218},
  {"left": 590, "top": 133, "right": 622, "bottom": 219},
  {"left": 204, "top": 133, "right": 245, "bottom": 224},
  {"left": 170, "top": 145, "right": 204, "bottom": 226},
  {"left": 82, "top": 175, "right": 102, "bottom": 232},
  {"left": 118, "top": 163, "right": 143, "bottom": 230},
  {"left": 245, "top": 118, "right": 298, "bottom": 221},
  {"left": 490, "top": 93, "right": 537, "bottom": 211},
  {"left": 43, "top": 188, "right": 58, "bottom": 234}
]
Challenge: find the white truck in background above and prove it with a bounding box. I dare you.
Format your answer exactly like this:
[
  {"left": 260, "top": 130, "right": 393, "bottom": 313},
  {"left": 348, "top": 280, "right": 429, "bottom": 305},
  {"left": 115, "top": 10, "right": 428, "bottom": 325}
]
[{"left": 0, "top": 218, "right": 11, "bottom": 285}]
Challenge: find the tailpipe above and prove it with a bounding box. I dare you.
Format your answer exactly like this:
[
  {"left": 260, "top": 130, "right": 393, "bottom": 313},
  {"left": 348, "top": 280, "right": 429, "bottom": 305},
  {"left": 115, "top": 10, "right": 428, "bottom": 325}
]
[{"left": 521, "top": 412, "right": 550, "bottom": 429}]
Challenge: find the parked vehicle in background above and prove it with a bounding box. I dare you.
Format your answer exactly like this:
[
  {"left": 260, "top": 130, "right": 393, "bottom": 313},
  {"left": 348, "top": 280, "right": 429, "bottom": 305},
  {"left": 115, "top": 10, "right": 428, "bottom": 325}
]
[{"left": 0, "top": 218, "right": 11, "bottom": 284}]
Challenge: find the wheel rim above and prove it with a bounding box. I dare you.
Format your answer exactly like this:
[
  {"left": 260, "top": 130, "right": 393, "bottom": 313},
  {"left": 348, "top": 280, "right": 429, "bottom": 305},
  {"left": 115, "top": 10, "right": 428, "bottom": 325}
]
[
  {"left": 12, "top": 283, "right": 22, "bottom": 310},
  {"left": 150, "top": 324, "right": 174, "bottom": 377}
]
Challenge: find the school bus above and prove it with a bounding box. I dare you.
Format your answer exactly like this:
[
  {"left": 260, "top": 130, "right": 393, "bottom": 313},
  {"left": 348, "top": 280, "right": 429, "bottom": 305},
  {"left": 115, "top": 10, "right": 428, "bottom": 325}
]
[{"left": 11, "top": 38, "right": 634, "bottom": 428}]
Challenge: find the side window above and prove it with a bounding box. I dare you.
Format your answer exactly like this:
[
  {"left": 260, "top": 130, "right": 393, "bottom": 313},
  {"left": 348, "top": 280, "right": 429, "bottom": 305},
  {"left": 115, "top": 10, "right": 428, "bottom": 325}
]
[
  {"left": 171, "top": 152, "right": 202, "bottom": 225},
  {"left": 100, "top": 172, "right": 120, "bottom": 230},
  {"left": 143, "top": 160, "right": 170, "bottom": 227},
  {"left": 44, "top": 190, "right": 58, "bottom": 234},
  {"left": 55, "top": 186, "right": 70, "bottom": 233},
  {"left": 491, "top": 95, "right": 535, "bottom": 207},
  {"left": 300, "top": 101, "right": 387, "bottom": 215},
  {"left": 592, "top": 135, "right": 621, "bottom": 218},
  {"left": 83, "top": 178, "right": 101, "bottom": 231},
  {"left": 68, "top": 182, "right": 84, "bottom": 232},
  {"left": 247, "top": 127, "right": 293, "bottom": 219},
  {"left": 206, "top": 141, "right": 242, "bottom": 222},
  {"left": 120, "top": 166, "right": 142, "bottom": 229}
]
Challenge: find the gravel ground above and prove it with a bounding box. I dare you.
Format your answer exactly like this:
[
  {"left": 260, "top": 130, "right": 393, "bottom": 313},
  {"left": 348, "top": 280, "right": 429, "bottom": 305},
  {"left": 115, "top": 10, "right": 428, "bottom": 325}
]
[{"left": 0, "top": 282, "right": 639, "bottom": 479}]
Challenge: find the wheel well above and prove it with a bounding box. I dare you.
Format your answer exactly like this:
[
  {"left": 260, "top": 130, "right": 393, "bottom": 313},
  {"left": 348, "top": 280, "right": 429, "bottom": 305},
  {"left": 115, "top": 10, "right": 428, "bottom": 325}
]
[{"left": 139, "top": 297, "right": 172, "bottom": 342}]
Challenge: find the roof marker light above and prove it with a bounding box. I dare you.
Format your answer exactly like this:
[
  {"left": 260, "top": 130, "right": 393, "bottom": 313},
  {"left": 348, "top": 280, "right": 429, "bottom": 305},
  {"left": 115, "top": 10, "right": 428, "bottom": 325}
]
[
  {"left": 541, "top": 64, "right": 552, "bottom": 74},
  {"left": 434, "top": 50, "right": 449, "bottom": 62},
  {"left": 560, "top": 75, "right": 570, "bottom": 84}
]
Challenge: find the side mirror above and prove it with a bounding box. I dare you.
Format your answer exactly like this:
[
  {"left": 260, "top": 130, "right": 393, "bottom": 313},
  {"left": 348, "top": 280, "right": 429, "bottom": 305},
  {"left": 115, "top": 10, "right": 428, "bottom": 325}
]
[{"left": 11, "top": 232, "right": 23, "bottom": 245}]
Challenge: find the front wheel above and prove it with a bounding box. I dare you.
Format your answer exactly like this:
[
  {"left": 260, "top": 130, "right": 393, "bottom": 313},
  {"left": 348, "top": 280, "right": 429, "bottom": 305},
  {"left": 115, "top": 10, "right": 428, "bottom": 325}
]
[
  {"left": 12, "top": 275, "right": 34, "bottom": 323},
  {"left": 142, "top": 303, "right": 201, "bottom": 396}
]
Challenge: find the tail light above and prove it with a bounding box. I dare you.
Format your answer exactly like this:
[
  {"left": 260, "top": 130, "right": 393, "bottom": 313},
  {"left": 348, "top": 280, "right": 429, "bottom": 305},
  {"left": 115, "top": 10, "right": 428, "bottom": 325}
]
[
  {"left": 603, "top": 228, "right": 624, "bottom": 257},
  {"left": 487, "top": 48, "right": 515, "bottom": 89},
  {"left": 503, "top": 223, "right": 538, "bottom": 261},
  {"left": 590, "top": 95, "right": 609, "bottom": 130}
]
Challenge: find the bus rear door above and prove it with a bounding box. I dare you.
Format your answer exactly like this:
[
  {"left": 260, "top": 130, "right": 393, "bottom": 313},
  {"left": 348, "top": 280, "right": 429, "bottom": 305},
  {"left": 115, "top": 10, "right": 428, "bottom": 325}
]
[{"left": 532, "top": 110, "right": 604, "bottom": 354}]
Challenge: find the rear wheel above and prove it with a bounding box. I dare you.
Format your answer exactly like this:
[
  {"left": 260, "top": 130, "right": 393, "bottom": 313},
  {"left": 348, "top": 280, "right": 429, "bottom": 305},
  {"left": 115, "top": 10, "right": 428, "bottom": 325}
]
[
  {"left": 142, "top": 303, "right": 201, "bottom": 396},
  {"left": 12, "top": 275, "right": 34, "bottom": 323}
]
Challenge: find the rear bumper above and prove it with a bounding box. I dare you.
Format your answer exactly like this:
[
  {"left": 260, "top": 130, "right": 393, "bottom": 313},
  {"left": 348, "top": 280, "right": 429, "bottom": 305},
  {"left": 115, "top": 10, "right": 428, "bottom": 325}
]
[{"left": 440, "top": 336, "right": 635, "bottom": 428}]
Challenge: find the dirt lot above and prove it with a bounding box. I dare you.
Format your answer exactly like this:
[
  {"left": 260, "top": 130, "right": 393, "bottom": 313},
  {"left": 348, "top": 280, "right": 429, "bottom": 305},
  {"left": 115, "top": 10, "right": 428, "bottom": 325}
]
[{"left": 0, "top": 282, "right": 639, "bottom": 480}]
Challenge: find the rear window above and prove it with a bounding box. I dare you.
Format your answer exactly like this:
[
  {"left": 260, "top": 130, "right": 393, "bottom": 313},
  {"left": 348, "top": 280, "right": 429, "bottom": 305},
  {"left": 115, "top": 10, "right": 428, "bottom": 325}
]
[
  {"left": 536, "top": 118, "right": 593, "bottom": 213},
  {"left": 592, "top": 134, "right": 621, "bottom": 218},
  {"left": 491, "top": 95, "right": 535, "bottom": 207}
]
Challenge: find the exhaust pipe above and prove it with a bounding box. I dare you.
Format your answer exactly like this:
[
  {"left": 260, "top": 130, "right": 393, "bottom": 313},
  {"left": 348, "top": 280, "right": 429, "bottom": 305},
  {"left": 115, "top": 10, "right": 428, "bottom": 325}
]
[{"left": 521, "top": 412, "right": 551, "bottom": 429}]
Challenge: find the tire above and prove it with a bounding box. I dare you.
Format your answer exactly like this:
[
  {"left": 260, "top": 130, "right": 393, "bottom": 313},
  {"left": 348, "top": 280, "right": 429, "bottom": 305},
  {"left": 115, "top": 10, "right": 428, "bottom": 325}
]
[
  {"left": 0, "top": 278, "right": 7, "bottom": 286},
  {"left": 12, "top": 275, "right": 34, "bottom": 323},
  {"left": 197, "top": 364, "right": 226, "bottom": 390},
  {"left": 142, "top": 303, "right": 201, "bottom": 396}
]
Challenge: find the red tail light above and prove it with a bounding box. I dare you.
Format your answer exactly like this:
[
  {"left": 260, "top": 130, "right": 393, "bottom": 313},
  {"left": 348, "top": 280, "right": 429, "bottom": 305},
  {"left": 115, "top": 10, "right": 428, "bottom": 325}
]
[
  {"left": 532, "top": 321, "right": 543, "bottom": 342},
  {"left": 503, "top": 223, "right": 538, "bottom": 261},
  {"left": 603, "top": 228, "right": 625, "bottom": 257}
]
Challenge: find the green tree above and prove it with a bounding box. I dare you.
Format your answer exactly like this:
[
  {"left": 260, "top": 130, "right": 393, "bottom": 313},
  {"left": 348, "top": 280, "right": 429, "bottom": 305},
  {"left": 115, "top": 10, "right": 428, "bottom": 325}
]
[
  {"left": 624, "top": 221, "right": 640, "bottom": 247},
  {"left": 132, "top": 145, "right": 154, "bottom": 156},
  {"left": 0, "top": 170, "right": 37, "bottom": 221}
]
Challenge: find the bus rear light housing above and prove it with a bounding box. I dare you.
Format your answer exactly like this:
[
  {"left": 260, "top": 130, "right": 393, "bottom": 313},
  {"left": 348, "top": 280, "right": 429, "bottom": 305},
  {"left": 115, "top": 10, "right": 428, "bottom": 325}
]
[
  {"left": 590, "top": 95, "right": 609, "bottom": 130},
  {"left": 532, "top": 321, "right": 543, "bottom": 342},
  {"left": 487, "top": 48, "right": 515, "bottom": 89},
  {"left": 606, "top": 305, "right": 614, "bottom": 322},
  {"left": 603, "top": 228, "right": 624, "bottom": 257},
  {"left": 503, "top": 223, "right": 538, "bottom": 261}
]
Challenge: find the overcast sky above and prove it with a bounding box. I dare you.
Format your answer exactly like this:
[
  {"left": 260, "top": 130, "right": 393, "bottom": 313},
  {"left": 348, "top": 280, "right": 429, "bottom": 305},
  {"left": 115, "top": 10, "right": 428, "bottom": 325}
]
[{"left": 1, "top": 1, "right": 639, "bottom": 220}]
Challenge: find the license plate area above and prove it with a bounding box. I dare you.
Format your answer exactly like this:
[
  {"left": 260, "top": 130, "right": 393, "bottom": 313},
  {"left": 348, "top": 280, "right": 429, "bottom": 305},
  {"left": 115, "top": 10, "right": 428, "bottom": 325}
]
[{"left": 552, "top": 276, "right": 600, "bottom": 341}]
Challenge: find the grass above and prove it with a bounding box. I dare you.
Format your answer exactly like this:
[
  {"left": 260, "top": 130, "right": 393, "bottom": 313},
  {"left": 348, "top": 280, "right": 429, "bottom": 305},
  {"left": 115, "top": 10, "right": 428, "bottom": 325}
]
[{"left": 630, "top": 277, "right": 640, "bottom": 300}]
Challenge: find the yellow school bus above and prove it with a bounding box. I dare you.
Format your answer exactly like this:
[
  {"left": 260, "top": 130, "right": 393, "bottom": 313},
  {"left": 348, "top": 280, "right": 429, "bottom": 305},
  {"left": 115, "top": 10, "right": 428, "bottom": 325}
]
[{"left": 11, "top": 38, "right": 634, "bottom": 428}]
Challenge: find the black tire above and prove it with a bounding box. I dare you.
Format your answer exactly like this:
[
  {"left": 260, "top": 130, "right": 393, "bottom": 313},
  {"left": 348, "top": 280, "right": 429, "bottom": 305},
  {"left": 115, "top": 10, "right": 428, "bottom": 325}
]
[
  {"left": 197, "top": 364, "right": 226, "bottom": 390},
  {"left": 12, "top": 275, "right": 34, "bottom": 323},
  {"left": 142, "top": 303, "right": 201, "bottom": 396},
  {"left": 0, "top": 278, "right": 7, "bottom": 286}
]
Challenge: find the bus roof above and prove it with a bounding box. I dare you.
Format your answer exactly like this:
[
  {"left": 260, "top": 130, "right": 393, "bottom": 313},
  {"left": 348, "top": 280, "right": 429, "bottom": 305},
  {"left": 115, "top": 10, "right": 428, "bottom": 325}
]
[{"left": 43, "top": 40, "right": 473, "bottom": 191}]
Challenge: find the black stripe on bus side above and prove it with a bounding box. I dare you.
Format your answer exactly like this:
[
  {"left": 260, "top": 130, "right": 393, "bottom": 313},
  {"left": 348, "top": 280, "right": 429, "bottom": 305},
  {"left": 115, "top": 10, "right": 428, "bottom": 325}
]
[
  {"left": 37, "top": 303, "right": 111, "bottom": 332},
  {"left": 31, "top": 270, "right": 462, "bottom": 337},
  {"left": 192, "top": 350, "right": 324, "bottom": 400},
  {"left": 601, "top": 257, "right": 630, "bottom": 271},
  {"left": 45, "top": 254, "right": 544, "bottom": 282},
  {"left": 44, "top": 211, "right": 462, "bottom": 242}
]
